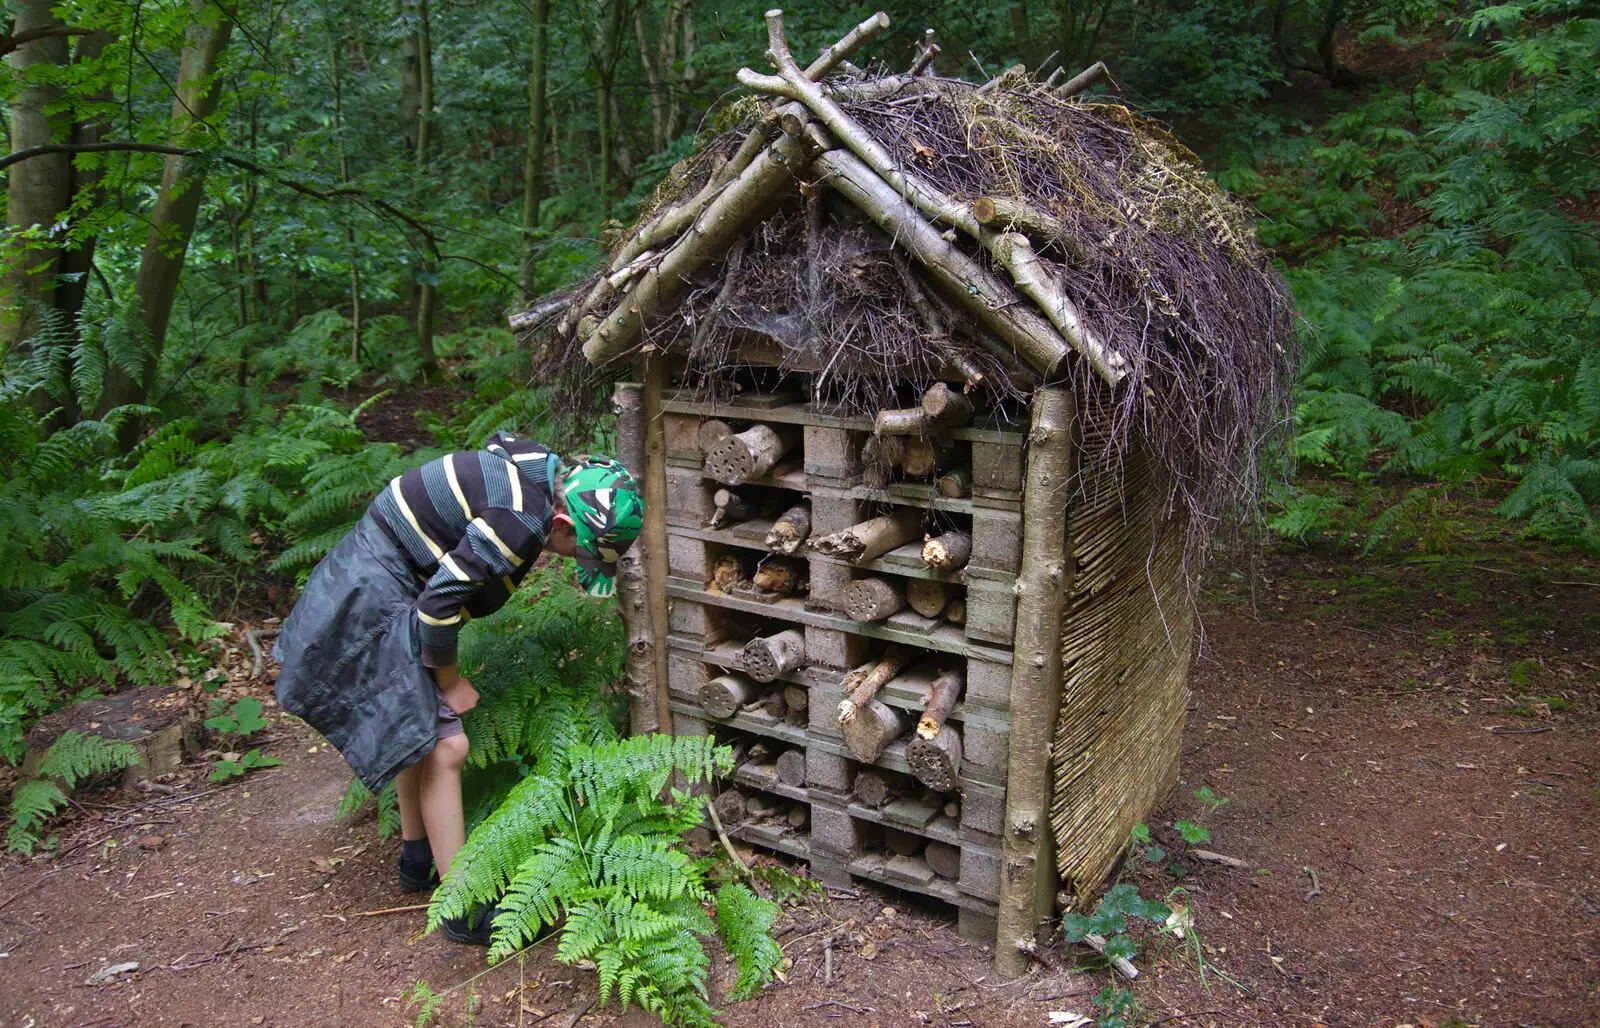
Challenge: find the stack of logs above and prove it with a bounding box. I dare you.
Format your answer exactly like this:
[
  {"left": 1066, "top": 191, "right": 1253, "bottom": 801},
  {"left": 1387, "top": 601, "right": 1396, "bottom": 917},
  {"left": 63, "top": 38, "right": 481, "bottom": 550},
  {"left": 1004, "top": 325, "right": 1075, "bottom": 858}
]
[{"left": 836, "top": 651, "right": 964, "bottom": 794}]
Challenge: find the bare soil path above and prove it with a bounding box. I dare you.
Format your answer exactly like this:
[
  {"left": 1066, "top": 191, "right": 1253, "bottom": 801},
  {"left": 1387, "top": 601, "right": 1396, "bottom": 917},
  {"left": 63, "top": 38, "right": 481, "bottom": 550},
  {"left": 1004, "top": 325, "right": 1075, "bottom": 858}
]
[{"left": 2, "top": 547, "right": 1596, "bottom": 1028}]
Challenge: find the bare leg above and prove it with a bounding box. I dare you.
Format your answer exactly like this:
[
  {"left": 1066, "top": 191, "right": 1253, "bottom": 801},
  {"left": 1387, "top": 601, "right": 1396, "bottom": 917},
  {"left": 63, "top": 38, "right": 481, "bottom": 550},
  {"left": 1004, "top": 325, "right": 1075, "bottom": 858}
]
[
  {"left": 418, "top": 733, "right": 470, "bottom": 876},
  {"left": 394, "top": 761, "right": 426, "bottom": 841}
]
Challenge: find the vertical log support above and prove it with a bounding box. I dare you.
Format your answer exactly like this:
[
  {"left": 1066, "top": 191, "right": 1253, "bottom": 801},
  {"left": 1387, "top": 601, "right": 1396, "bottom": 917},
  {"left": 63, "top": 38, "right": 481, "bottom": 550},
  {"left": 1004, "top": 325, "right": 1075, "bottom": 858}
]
[
  {"left": 995, "top": 387, "right": 1075, "bottom": 975},
  {"left": 641, "top": 361, "right": 675, "bottom": 738},
  {"left": 613, "top": 381, "right": 659, "bottom": 735}
]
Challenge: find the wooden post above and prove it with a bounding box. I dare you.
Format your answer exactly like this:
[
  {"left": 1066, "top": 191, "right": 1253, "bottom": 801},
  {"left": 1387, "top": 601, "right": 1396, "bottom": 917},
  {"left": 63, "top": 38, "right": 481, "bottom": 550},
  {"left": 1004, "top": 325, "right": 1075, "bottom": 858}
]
[
  {"left": 995, "top": 387, "right": 1074, "bottom": 975},
  {"left": 613, "top": 381, "right": 659, "bottom": 735},
  {"left": 641, "top": 359, "right": 674, "bottom": 738}
]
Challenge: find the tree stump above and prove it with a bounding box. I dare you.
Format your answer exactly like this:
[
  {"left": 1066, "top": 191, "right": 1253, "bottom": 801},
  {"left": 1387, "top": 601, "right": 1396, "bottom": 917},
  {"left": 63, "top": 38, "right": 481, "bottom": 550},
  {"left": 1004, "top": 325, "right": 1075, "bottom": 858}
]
[
  {"left": 23, "top": 687, "right": 199, "bottom": 785},
  {"left": 742, "top": 629, "right": 805, "bottom": 683},
  {"left": 843, "top": 576, "right": 905, "bottom": 622}
]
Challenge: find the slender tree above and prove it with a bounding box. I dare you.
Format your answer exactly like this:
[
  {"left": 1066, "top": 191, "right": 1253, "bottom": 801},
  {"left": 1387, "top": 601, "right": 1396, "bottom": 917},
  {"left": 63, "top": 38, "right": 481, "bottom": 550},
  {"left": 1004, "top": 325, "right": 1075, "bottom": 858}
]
[{"left": 519, "top": 0, "right": 551, "bottom": 300}]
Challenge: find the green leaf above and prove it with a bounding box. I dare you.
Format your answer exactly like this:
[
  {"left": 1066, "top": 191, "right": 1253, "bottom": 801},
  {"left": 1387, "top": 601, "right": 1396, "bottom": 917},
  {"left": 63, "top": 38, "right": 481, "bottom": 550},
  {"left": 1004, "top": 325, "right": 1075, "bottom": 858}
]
[
  {"left": 1174, "top": 819, "right": 1212, "bottom": 845},
  {"left": 1102, "top": 934, "right": 1138, "bottom": 961},
  {"left": 1061, "top": 912, "right": 1091, "bottom": 943}
]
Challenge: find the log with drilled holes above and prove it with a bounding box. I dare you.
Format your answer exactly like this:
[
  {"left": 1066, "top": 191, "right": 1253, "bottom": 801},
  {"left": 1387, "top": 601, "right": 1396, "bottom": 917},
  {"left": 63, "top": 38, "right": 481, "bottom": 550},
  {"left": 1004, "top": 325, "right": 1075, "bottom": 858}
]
[
  {"left": 906, "top": 724, "right": 963, "bottom": 792},
  {"left": 905, "top": 578, "right": 951, "bottom": 619},
  {"left": 700, "top": 673, "right": 759, "bottom": 720},
  {"left": 698, "top": 419, "right": 735, "bottom": 454},
  {"left": 742, "top": 628, "right": 805, "bottom": 683},
  {"left": 811, "top": 509, "right": 923, "bottom": 563},
  {"left": 703, "top": 424, "right": 796, "bottom": 485},
  {"left": 924, "top": 840, "right": 962, "bottom": 878},
  {"left": 921, "top": 530, "right": 972, "bottom": 571},
  {"left": 836, "top": 646, "right": 914, "bottom": 725},
  {"left": 775, "top": 748, "right": 807, "bottom": 787},
  {"left": 765, "top": 501, "right": 812, "bottom": 554},
  {"left": 843, "top": 576, "right": 906, "bottom": 622},
  {"left": 853, "top": 769, "right": 899, "bottom": 808},
  {"left": 841, "top": 698, "right": 909, "bottom": 764}
]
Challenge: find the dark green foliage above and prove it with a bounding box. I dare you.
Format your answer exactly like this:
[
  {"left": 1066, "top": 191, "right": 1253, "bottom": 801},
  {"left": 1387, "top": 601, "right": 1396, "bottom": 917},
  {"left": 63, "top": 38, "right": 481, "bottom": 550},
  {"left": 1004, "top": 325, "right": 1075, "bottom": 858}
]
[{"left": 7, "top": 731, "right": 142, "bottom": 853}]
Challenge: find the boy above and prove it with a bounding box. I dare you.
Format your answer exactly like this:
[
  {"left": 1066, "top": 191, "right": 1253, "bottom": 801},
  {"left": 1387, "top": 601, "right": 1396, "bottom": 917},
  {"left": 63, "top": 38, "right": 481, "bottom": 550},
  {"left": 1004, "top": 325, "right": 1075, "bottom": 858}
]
[{"left": 272, "top": 433, "right": 642, "bottom": 944}]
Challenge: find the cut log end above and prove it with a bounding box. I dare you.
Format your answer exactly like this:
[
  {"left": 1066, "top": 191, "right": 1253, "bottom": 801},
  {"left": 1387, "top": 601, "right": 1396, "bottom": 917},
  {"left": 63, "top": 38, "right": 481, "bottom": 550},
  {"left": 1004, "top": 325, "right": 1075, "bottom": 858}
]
[
  {"left": 841, "top": 699, "right": 908, "bottom": 764},
  {"left": 905, "top": 578, "right": 950, "bottom": 619},
  {"left": 905, "top": 724, "right": 962, "bottom": 792},
  {"left": 920, "top": 530, "right": 972, "bottom": 571},
  {"left": 924, "top": 840, "right": 961, "bottom": 878},
  {"left": 742, "top": 628, "right": 806, "bottom": 683},
  {"left": 853, "top": 770, "right": 898, "bottom": 808},
  {"left": 843, "top": 576, "right": 906, "bottom": 622},
  {"left": 700, "top": 674, "right": 758, "bottom": 720},
  {"left": 775, "top": 748, "right": 807, "bottom": 786}
]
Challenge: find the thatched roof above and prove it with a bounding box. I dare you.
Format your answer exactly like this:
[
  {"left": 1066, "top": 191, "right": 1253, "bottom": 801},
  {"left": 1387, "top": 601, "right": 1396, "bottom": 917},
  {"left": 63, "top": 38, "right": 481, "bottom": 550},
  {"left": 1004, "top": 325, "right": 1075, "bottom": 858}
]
[{"left": 517, "top": 11, "right": 1297, "bottom": 563}]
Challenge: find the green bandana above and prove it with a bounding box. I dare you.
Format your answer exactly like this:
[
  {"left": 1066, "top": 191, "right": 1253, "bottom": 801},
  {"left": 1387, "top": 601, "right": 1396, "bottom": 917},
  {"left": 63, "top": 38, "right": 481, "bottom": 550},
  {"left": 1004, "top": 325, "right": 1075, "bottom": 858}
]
[{"left": 561, "top": 456, "right": 643, "bottom": 597}]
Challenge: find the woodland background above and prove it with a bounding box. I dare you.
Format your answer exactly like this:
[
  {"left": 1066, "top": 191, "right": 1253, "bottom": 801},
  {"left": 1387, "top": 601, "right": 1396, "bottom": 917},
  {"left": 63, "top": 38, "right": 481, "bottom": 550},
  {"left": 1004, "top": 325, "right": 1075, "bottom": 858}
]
[{"left": 1, "top": 0, "right": 1597, "bottom": 787}]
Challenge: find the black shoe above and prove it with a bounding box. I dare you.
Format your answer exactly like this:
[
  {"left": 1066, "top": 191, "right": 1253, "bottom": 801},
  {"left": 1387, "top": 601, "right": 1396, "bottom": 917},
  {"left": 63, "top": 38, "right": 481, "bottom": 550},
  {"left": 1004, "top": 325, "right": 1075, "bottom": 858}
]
[
  {"left": 441, "top": 905, "right": 501, "bottom": 946},
  {"left": 398, "top": 852, "right": 438, "bottom": 893}
]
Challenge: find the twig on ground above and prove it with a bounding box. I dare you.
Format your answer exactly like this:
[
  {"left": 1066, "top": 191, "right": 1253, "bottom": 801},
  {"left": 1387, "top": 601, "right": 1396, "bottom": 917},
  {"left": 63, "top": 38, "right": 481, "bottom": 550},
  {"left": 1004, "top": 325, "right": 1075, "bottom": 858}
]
[
  {"left": 804, "top": 1000, "right": 876, "bottom": 1013},
  {"left": 706, "top": 791, "right": 753, "bottom": 879},
  {"left": 245, "top": 628, "right": 280, "bottom": 679},
  {"left": 1489, "top": 726, "right": 1554, "bottom": 735},
  {"left": 1302, "top": 865, "right": 1322, "bottom": 900},
  {"left": 349, "top": 903, "right": 430, "bottom": 917},
  {"left": 1191, "top": 849, "right": 1249, "bottom": 868}
]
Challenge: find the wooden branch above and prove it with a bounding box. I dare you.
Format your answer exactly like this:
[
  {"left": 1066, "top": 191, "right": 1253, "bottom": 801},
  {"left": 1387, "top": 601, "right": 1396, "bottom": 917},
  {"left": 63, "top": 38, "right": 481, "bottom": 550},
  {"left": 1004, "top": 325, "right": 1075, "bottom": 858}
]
[
  {"left": 905, "top": 578, "right": 950, "bottom": 618},
  {"left": 1056, "top": 60, "right": 1114, "bottom": 98},
  {"left": 804, "top": 10, "right": 891, "bottom": 80},
  {"left": 873, "top": 407, "right": 928, "bottom": 436},
  {"left": 775, "top": 748, "right": 806, "bottom": 786},
  {"left": 751, "top": 556, "right": 806, "bottom": 597},
  {"left": 978, "top": 63, "right": 1027, "bottom": 94},
  {"left": 810, "top": 508, "right": 922, "bottom": 563},
  {"left": 703, "top": 424, "right": 797, "bottom": 484},
  {"left": 765, "top": 501, "right": 811, "bottom": 554},
  {"left": 995, "top": 388, "right": 1075, "bottom": 976},
  {"left": 701, "top": 673, "right": 759, "bottom": 719},
  {"left": 613, "top": 382, "right": 659, "bottom": 735},
  {"left": 843, "top": 576, "right": 906, "bottom": 622},
  {"left": 836, "top": 646, "right": 913, "bottom": 725},
  {"left": 916, "top": 668, "right": 963, "bottom": 739},
  {"left": 841, "top": 699, "right": 908, "bottom": 763},
  {"left": 921, "top": 382, "right": 973, "bottom": 428},
  {"left": 508, "top": 294, "right": 573, "bottom": 333},
  {"left": 709, "top": 488, "right": 759, "bottom": 528},
  {"left": 742, "top": 628, "right": 805, "bottom": 683},
  {"left": 890, "top": 251, "right": 989, "bottom": 392},
  {"left": 582, "top": 128, "right": 813, "bottom": 366},
  {"left": 908, "top": 28, "right": 939, "bottom": 76},
  {"left": 935, "top": 465, "right": 971, "bottom": 498},
  {"left": 921, "top": 530, "right": 972, "bottom": 570},
  {"left": 905, "top": 724, "right": 962, "bottom": 792}
]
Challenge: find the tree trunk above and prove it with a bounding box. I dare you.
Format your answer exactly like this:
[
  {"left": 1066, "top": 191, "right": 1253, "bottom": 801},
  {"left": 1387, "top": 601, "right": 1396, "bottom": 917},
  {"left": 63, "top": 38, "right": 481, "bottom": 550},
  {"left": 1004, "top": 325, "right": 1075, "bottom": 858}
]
[
  {"left": 518, "top": 0, "right": 550, "bottom": 300},
  {"left": 613, "top": 382, "right": 659, "bottom": 735},
  {"left": 742, "top": 628, "right": 805, "bottom": 683},
  {"left": 921, "top": 530, "right": 972, "bottom": 571},
  {"left": 843, "top": 577, "right": 905, "bottom": 622},
  {"left": 995, "top": 388, "right": 1075, "bottom": 975},
  {"left": 810, "top": 509, "right": 922, "bottom": 564},
  {"left": 412, "top": 0, "right": 437, "bottom": 379},
  {"left": 1, "top": 0, "right": 73, "bottom": 351},
  {"left": 641, "top": 360, "right": 674, "bottom": 735},
  {"left": 1009, "top": 0, "right": 1035, "bottom": 68},
  {"left": 330, "top": 42, "right": 362, "bottom": 361},
  {"left": 97, "top": 3, "right": 233, "bottom": 439}
]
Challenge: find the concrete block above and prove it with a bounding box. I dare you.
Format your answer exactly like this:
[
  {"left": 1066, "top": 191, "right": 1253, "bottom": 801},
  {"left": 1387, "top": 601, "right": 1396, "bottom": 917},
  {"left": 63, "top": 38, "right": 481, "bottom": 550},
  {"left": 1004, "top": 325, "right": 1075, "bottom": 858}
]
[
  {"left": 809, "top": 800, "right": 862, "bottom": 858},
  {"left": 957, "top": 839, "right": 1002, "bottom": 902},
  {"left": 970, "top": 440, "right": 1023, "bottom": 493},
  {"left": 964, "top": 580, "right": 1017, "bottom": 646},
  {"left": 667, "top": 599, "right": 715, "bottom": 641},
  {"left": 667, "top": 534, "right": 712, "bottom": 581},
  {"left": 965, "top": 658, "right": 1011, "bottom": 714},
  {"left": 804, "top": 626, "right": 867, "bottom": 670},
  {"left": 803, "top": 425, "right": 862, "bottom": 482},
  {"left": 666, "top": 465, "right": 715, "bottom": 526},
  {"left": 809, "top": 852, "right": 854, "bottom": 889},
  {"left": 663, "top": 413, "right": 702, "bottom": 457},
  {"left": 805, "top": 560, "right": 853, "bottom": 613},
  {"left": 666, "top": 653, "right": 710, "bottom": 704},
  {"left": 805, "top": 748, "right": 853, "bottom": 792},
  {"left": 808, "top": 491, "right": 862, "bottom": 535},
  {"left": 969, "top": 508, "right": 1022, "bottom": 574},
  {"left": 673, "top": 712, "right": 710, "bottom": 738},
  {"left": 960, "top": 781, "right": 1005, "bottom": 837},
  {"left": 960, "top": 714, "right": 1010, "bottom": 773}
]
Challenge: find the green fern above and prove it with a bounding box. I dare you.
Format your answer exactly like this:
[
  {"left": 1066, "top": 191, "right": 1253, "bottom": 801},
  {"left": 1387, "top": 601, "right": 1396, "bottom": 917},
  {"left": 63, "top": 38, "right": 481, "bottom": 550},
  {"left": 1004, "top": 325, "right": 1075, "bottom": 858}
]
[
  {"left": 8, "top": 731, "right": 142, "bottom": 853},
  {"left": 716, "top": 883, "right": 784, "bottom": 1000}
]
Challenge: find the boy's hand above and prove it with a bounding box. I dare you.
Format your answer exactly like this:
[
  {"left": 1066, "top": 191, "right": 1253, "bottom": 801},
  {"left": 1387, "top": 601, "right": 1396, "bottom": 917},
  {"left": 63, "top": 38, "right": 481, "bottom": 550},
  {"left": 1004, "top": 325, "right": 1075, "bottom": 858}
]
[{"left": 440, "top": 677, "right": 479, "bottom": 715}]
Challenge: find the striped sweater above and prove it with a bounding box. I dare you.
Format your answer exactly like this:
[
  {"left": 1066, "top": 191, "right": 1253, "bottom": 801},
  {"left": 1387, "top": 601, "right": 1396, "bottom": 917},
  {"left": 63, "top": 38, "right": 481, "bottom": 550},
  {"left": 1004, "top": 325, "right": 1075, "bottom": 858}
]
[{"left": 371, "top": 433, "right": 559, "bottom": 668}]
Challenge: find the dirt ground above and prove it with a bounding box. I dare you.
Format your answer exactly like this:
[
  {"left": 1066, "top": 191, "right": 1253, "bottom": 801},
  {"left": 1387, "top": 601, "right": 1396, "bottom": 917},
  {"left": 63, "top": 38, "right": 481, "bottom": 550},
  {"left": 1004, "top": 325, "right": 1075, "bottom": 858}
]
[{"left": 3, "top": 528, "right": 1597, "bottom": 1027}]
